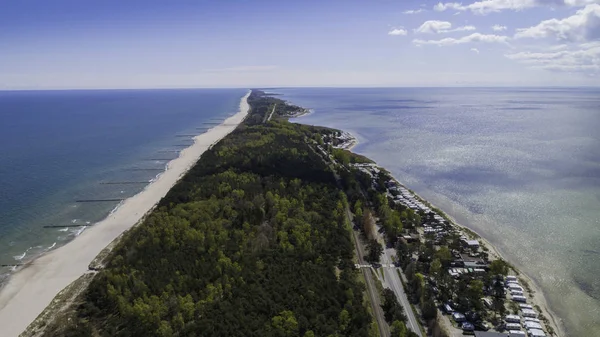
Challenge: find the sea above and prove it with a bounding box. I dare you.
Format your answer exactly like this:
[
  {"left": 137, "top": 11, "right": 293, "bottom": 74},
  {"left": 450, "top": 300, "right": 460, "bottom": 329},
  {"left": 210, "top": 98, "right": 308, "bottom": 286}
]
[
  {"left": 0, "top": 88, "right": 246, "bottom": 286},
  {"left": 273, "top": 87, "right": 600, "bottom": 336}
]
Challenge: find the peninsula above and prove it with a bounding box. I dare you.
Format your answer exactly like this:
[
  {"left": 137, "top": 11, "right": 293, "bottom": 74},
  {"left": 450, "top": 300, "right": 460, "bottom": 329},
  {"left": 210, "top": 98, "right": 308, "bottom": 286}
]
[{"left": 8, "top": 90, "right": 561, "bottom": 337}]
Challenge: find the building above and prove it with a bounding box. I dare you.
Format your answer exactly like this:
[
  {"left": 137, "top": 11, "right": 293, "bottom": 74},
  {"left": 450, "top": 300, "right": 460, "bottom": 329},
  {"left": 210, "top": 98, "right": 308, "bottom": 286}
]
[
  {"left": 521, "top": 308, "right": 537, "bottom": 318},
  {"left": 462, "top": 238, "right": 480, "bottom": 249},
  {"left": 505, "top": 314, "right": 521, "bottom": 323},
  {"left": 527, "top": 329, "right": 546, "bottom": 337},
  {"left": 474, "top": 332, "right": 509, "bottom": 337}
]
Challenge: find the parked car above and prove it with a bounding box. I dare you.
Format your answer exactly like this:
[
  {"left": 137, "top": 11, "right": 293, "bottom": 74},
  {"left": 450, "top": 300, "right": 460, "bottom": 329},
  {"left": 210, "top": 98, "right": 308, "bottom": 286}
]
[
  {"left": 474, "top": 321, "right": 490, "bottom": 331},
  {"left": 461, "top": 322, "right": 475, "bottom": 332}
]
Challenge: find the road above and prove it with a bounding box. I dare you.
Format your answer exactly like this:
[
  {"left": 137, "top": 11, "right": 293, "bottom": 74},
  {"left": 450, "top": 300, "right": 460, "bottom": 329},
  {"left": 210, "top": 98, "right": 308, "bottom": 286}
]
[
  {"left": 380, "top": 247, "right": 423, "bottom": 337},
  {"left": 308, "top": 142, "right": 390, "bottom": 337},
  {"left": 263, "top": 104, "right": 277, "bottom": 123}
]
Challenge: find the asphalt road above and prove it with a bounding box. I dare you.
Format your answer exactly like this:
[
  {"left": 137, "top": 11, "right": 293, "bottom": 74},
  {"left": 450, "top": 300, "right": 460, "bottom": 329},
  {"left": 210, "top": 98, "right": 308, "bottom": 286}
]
[
  {"left": 308, "top": 142, "right": 390, "bottom": 337},
  {"left": 380, "top": 247, "right": 423, "bottom": 337}
]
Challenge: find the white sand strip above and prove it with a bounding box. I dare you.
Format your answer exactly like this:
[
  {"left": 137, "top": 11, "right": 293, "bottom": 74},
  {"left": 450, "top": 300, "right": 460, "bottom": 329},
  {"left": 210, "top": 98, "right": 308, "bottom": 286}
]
[{"left": 0, "top": 91, "right": 250, "bottom": 337}]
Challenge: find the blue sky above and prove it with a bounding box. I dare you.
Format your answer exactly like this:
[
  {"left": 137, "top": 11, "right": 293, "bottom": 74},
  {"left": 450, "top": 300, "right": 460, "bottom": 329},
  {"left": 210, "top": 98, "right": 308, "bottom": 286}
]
[{"left": 1, "top": 0, "right": 599, "bottom": 89}]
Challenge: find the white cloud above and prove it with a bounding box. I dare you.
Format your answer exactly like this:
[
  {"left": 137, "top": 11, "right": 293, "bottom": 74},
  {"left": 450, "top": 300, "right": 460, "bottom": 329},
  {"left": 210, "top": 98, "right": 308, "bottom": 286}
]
[
  {"left": 414, "top": 20, "right": 476, "bottom": 34},
  {"left": 403, "top": 9, "right": 425, "bottom": 14},
  {"left": 515, "top": 4, "right": 600, "bottom": 42},
  {"left": 415, "top": 20, "right": 452, "bottom": 33},
  {"left": 471, "top": 48, "right": 481, "bottom": 53},
  {"left": 388, "top": 28, "right": 408, "bottom": 36},
  {"left": 413, "top": 33, "right": 510, "bottom": 46},
  {"left": 434, "top": 0, "right": 600, "bottom": 15},
  {"left": 492, "top": 24, "right": 508, "bottom": 31},
  {"left": 505, "top": 42, "right": 600, "bottom": 73}
]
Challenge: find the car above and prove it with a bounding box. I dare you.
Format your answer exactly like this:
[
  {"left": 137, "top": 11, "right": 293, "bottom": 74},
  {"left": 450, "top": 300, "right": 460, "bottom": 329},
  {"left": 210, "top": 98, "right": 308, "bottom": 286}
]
[
  {"left": 465, "top": 311, "right": 481, "bottom": 322},
  {"left": 474, "top": 322, "right": 490, "bottom": 331},
  {"left": 461, "top": 322, "right": 475, "bottom": 331},
  {"left": 442, "top": 303, "right": 454, "bottom": 314}
]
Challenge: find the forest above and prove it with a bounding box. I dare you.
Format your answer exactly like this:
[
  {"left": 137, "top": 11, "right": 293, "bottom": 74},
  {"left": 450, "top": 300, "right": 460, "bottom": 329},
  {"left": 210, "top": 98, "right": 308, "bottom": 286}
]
[{"left": 42, "top": 91, "right": 373, "bottom": 337}]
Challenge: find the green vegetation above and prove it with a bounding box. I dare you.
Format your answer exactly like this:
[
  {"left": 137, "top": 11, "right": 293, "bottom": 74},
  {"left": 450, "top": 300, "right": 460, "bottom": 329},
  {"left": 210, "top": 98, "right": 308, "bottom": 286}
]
[{"left": 42, "top": 91, "right": 373, "bottom": 337}]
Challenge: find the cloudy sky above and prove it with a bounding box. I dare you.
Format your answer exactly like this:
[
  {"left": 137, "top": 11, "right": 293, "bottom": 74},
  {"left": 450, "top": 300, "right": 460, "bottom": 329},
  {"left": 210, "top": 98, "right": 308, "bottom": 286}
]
[{"left": 1, "top": 0, "right": 599, "bottom": 89}]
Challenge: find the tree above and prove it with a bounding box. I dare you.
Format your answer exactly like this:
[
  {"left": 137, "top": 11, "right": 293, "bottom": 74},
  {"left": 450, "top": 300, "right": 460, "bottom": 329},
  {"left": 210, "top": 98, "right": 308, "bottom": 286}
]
[
  {"left": 366, "top": 239, "right": 383, "bottom": 264},
  {"left": 430, "top": 258, "right": 442, "bottom": 280},
  {"left": 390, "top": 320, "right": 407, "bottom": 337},
  {"left": 362, "top": 209, "right": 376, "bottom": 240},
  {"left": 396, "top": 239, "right": 410, "bottom": 267},
  {"left": 338, "top": 309, "right": 350, "bottom": 333},
  {"left": 467, "top": 280, "right": 484, "bottom": 311},
  {"left": 489, "top": 259, "right": 510, "bottom": 277},
  {"left": 405, "top": 261, "right": 416, "bottom": 283},
  {"left": 271, "top": 310, "right": 299, "bottom": 337},
  {"left": 381, "top": 289, "right": 407, "bottom": 324},
  {"left": 434, "top": 246, "right": 452, "bottom": 266},
  {"left": 492, "top": 295, "right": 506, "bottom": 319},
  {"left": 421, "top": 298, "right": 438, "bottom": 321}
]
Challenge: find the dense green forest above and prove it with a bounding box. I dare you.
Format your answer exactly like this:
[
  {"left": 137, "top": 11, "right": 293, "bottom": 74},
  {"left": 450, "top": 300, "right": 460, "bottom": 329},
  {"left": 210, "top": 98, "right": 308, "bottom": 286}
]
[{"left": 43, "top": 91, "right": 373, "bottom": 337}]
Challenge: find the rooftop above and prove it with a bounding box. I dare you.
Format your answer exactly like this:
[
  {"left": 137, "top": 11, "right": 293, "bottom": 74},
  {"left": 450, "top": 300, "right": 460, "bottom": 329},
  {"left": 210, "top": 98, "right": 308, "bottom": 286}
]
[{"left": 474, "top": 332, "right": 509, "bottom": 337}]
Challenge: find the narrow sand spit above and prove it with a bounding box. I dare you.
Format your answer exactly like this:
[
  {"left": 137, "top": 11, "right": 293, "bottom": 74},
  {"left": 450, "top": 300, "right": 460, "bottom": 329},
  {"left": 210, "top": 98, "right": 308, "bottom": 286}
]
[{"left": 0, "top": 91, "right": 250, "bottom": 337}]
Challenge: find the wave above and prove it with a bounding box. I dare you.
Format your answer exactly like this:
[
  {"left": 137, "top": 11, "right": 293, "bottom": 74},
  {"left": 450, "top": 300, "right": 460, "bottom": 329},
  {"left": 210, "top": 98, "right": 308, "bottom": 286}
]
[
  {"left": 74, "top": 226, "right": 87, "bottom": 237},
  {"left": 13, "top": 246, "right": 33, "bottom": 261}
]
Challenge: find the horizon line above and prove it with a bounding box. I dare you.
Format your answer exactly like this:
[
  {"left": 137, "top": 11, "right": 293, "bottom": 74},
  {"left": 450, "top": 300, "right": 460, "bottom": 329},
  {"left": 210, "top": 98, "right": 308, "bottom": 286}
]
[{"left": 1, "top": 84, "right": 599, "bottom": 92}]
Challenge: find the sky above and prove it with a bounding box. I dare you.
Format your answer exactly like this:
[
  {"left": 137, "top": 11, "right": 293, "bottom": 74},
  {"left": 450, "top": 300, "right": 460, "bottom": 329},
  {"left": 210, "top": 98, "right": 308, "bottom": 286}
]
[{"left": 1, "top": 0, "right": 599, "bottom": 89}]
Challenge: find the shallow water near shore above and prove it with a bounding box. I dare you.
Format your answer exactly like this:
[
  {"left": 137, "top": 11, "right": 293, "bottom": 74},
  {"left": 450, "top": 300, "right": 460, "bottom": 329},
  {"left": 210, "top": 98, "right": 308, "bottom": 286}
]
[
  {"left": 0, "top": 88, "right": 246, "bottom": 285},
  {"left": 275, "top": 87, "right": 600, "bottom": 336}
]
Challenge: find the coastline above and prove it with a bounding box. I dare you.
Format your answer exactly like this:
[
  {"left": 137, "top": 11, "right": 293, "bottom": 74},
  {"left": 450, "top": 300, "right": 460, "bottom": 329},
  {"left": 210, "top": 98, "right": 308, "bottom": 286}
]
[
  {"left": 0, "top": 91, "right": 251, "bottom": 337},
  {"left": 310, "top": 125, "right": 565, "bottom": 336}
]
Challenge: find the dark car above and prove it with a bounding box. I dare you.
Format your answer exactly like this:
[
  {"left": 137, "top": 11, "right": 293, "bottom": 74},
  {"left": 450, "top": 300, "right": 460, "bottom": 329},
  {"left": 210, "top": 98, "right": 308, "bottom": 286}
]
[
  {"left": 461, "top": 322, "right": 475, "bottom": 331},
  {"left": 465, "top": 311, "right": 480, "bottom": 322}
]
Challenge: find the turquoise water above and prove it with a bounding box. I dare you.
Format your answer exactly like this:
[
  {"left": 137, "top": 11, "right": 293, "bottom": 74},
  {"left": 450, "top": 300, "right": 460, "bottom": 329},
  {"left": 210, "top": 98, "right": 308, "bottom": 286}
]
[
  {"left": 0, "top": 88, "right": 246, "bottom": 284},
  {"left": 274, "top": 87, "right": 600, "bottom": 336}
]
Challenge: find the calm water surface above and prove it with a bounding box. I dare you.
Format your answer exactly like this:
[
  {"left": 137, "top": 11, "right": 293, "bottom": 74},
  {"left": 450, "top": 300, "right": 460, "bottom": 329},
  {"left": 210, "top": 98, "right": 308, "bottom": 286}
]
[{"left": 275, "top": 87, "right": 600, "bottom": 336}]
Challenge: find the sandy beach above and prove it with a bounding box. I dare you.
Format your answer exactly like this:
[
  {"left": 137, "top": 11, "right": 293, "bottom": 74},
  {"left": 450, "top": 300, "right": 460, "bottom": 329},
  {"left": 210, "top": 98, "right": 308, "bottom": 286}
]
[{"left": 0, "top": 91, "right": 250, "bottom": 337}]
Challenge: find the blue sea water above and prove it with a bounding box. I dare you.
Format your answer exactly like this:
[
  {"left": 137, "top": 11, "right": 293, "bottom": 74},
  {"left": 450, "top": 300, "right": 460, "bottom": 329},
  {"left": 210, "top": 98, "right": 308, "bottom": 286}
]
[
  {"left": 0, "top": 88, "right": 245, "bottom": 283},
  {"left": 274, "top": 87, "right": 600, "bottom": 336}
]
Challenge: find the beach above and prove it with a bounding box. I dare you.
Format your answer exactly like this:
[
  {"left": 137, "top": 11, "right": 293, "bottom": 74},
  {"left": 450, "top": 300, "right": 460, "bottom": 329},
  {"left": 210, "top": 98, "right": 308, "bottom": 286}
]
[{"left": 0, "top": 91, "right": 250, "bottom": 337}]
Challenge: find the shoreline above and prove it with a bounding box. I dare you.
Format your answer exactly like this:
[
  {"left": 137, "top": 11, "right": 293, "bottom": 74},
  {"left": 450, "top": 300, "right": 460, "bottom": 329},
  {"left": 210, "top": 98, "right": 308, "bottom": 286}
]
[
  {"left": 352, "top": 131, "right": 565, "bottom": 336},
  {"left": 0, "top": 91, "right": 251, "bottom": 337},
  {"left": 302, "top": 122, "right": 565, "bottom": 336}
]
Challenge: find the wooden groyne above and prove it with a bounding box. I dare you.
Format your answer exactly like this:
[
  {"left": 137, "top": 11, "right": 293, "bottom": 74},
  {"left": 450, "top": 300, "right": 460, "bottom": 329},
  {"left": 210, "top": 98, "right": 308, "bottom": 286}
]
[
  {"left": 1, "top": 264, "right": 23, "bottom": 267},
  {"left": 124, "top": 168, "right": 164, "bottom": 171},
  {"left": 75, "top": 199, "right": 124, "bottom": 203},
  {"left": 100, "top": 181, "right": 149, "bottom": 185},
  {"left": 42, "top": 225, "right": 86, "bottom": 228}
]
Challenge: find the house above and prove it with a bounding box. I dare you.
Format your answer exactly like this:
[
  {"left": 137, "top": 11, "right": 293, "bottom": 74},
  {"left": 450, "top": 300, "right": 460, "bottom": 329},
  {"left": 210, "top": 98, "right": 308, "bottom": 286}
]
[
  {"left": 505, "top": 314, "right": 521, "bottom": 323},
  {"left": 512, "top": 295, "right": 527, "bottom": 303},
  {"left": 474, "top": 332, "right": 509, "bottom": 337},
  {"left": 508, "top": 284, "right": 524, "bottom": 292},
  {"left": 462, "top": 238, "right": 480, "bottom": 249},
  {"left": 527, "top": 329, "right": 546, "bottom": 337},
  {"left": 508, "top": 331, "right": 526, "bottom": 336},
  {"left": 524, "top": 321, "right": 543, "bottom": 330},
  {"left": 521, "top": 309, "right": 537, "bottom": 318},
  {"left": 505, "top": 323, "right": 521, "bottom": 331}
]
